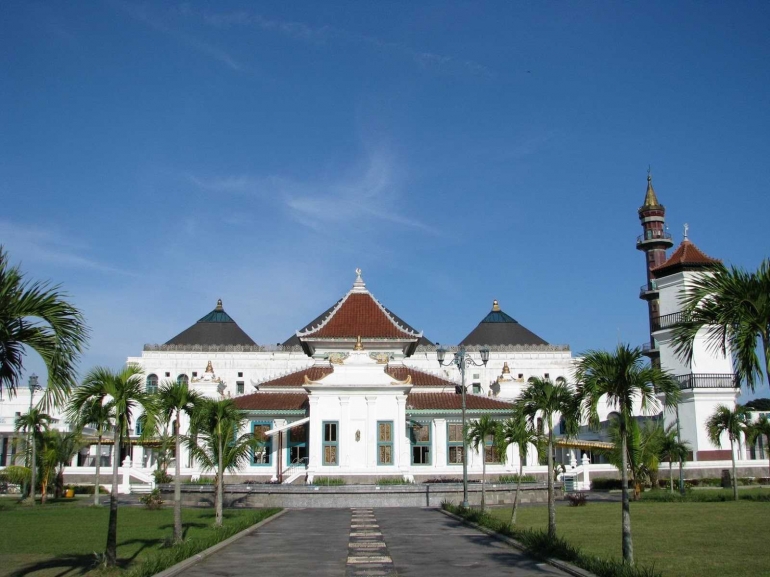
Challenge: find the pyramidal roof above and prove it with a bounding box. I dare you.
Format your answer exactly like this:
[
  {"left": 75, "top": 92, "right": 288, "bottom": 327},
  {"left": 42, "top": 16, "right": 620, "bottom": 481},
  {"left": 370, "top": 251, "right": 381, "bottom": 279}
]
[
  {"left": 652, "top": 237, "right": 721, "bottom": 277},
  {"left": 295, "top": 270, "right": 423, "bottom": 341},
  {"left": 165, "top": 299, "right": 256, "bottom": 346},
  {"left": 459, "top": 300, "right": 548, "bottom": 346},
  {"left": 639, "top": 172, "right": 663, "bottom": 213}
]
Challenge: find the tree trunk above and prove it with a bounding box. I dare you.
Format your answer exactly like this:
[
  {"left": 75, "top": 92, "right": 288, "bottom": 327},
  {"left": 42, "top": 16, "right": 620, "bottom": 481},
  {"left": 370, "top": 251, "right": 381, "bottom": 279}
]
[
  {"left": 105, "top": 424, "right": 121, "bottom": 567},
  {"left": 30, "top": 432, "right": 37, "bottom": 506},
  {"left": 216, "top": 435, "right": 224, "bottom": 527},
  {"left": 669, "top": 461, "right": 673, "bottom": 493},
  {"left": 173, "top": 411, "right": 183, "bottom": 542},
  {"left": 730, "top": 437, "right": 738, "bottom": 501},
  {"left": 547, "top": 422, "right": 555, "bottom": 539},
  {"left": 481, "top": 454, "right": 486, "bottom": 513},
  {"left": 620, "top": 427, "right": 634, "bottom": 564},
  {"left": 94, "top": 435, "right": 102, "bottom": 506},
  {"left": 510, "top": 457, "right": 523, "bottom": 526}
]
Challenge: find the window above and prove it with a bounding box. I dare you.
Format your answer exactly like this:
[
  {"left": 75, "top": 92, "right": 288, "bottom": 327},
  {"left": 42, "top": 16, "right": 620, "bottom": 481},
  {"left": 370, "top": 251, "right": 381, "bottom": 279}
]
[
  {"left": 145, "top": 374, "right": 158, "bottom": 394},
  {"left": 165, "top": 372, "right": 170, "bottom": 377},
  {"left": 135, "top": 419, "right": 143, "bottom": 436},
  {"left": 473, "top": 373, "right": 480, "bottom": 380},
  {"left": 447, "top": 423, "right": 464, "bottom": 465},
  {"left": 410, "top": 423, "right": 431, "bottom": 465},
  {"left": 544, "top": 373, "right": 550, "bottom": 379},
  {"left": 472, "top": 383, "right": 481, "bottom": 394},
  {"left": 288, "top": 424, "right": 308, "bottom": 464},
  {"left": 484, "top": 433, "right": 501, "bottom": 463},
  {"left": 518, "top": 373, "right": 524, "bottom": 379},
  {"left": 323, "top": 422, "right": 338, "bottom": 465},
  {"left": 252, "top": 422, "right": 272, "bottom": 465},
  {"left": 236, "top": 381, "right": 244, "bottom": 395},
  {"left": 377, "top": 421, "right": 394, "bottom": 465},
  {"left": 238, "top": 372, "right": 243, "bottom": 378},
  {"left": 192, "top": 372, "right": 198, "bottom": 377},
  {"left": 177, "top": 374, "right": 189, "bottom": 386}
]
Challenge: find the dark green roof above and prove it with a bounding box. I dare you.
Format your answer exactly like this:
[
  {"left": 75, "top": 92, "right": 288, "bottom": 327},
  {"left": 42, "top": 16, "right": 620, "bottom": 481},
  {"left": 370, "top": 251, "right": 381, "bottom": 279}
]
[
  {"left": 165, "top": 300, "right": 256, "bottom": 346},
  {"left": 459, "top": 301, "right": 548, "bottom": 346}
]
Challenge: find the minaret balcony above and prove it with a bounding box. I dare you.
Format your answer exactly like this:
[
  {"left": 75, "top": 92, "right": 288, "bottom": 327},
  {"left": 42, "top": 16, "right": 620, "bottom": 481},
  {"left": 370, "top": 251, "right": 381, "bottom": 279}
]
[
  {"left": 641, "top": 341, "right": 660, "bottom": 357},
  {"left": 639, "top": 282, "right": 660, "bottom": 300},
  {"left": 636, "top": 232, "right": 674, "bottom": 250},
  {"left": 675, "top": 373, "right": 739, "bottom": 390}
]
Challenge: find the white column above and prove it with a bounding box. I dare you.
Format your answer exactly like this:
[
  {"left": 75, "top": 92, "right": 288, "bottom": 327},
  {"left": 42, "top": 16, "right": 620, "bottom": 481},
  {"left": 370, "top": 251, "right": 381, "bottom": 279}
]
[
  {"left": 340, "top": 397, "right": 350, "bottom": 468},
  {"left": 434, "top": 418, "right": 447, "bottom": 468},
  {"left": 396, "top": 395, "right": 408, "bottom": 475},
  {"left": 581, "top": 453, "right": 590, "bottom": 490},
  {"left": 308, "top": 396, "right": 320, "bottom": 479},
  {"left": 366, "top": 396, "right": 377, "bottom": 468}
]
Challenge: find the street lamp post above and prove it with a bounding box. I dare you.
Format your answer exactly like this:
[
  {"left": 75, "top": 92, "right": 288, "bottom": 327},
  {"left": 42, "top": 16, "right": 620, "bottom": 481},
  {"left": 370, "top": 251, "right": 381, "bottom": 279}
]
[
  {"left": 436, "top": 345, "right": 490, "bottom": 508},
  {"left": 27, "top": 374, "right": 40, "bottom": 504}
]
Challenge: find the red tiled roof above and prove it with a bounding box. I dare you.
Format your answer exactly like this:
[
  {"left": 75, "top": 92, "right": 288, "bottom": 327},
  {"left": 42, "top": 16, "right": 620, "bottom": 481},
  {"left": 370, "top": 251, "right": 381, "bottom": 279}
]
[
  {"left": 234, "top": 392, "right": 308, "bottom": 411},
  {"left": 260, "top": 366, "right": 334, "bottom": 388},
  {"left": 652, "top": 240, "right": 721, "bottom": 276},
  {"left": 386, "top": 366, "right": 457, "bottom": 387},
  {"left": 299, "top": 293, "right": 419, "bottom": 339},
  {"left": 406, "top": 393, "right": 515, "bottom": 411}
]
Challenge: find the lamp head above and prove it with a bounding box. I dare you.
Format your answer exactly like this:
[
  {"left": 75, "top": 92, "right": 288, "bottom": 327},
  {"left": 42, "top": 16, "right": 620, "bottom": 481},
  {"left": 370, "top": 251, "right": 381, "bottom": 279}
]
[
  {"left": 436, "top": 346, "right": 446, "bottom": 365},
  {"left": 28, "top": 373, "right": 39, "bottom": 391},
  {"left": 479, "top": 347, "right": 490, "bottom": 365}
]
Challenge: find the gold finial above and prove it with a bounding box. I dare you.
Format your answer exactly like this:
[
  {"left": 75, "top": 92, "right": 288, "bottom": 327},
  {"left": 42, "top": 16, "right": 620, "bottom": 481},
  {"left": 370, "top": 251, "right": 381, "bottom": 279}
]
[
  {"left": 205, "top": 360, "right": 214, "bottom": 373},
  {"left": 502, "top": 361, "right": 510, "bottom": 374},
  {"left": 354, "top": 335, "right": 364, "bottom": 350},
  {"left": 216, "top": 299, "right": 223, "bottom": 310},
  {"left": 492, "top": 299, "right": 500, "bottom": 312},
  {"left": 642, "top": 169, "right": 660, "bottom": 208}
]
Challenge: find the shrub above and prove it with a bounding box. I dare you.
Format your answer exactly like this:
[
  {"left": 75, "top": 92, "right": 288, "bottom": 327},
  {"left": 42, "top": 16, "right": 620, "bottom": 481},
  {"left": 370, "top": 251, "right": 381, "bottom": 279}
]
[
  {"left": 0, "top": 465, "right": 31, "bottom": 486},
  {"left": 566, "top": 492, "right": 588, "bottom": 506},
  {"left": 72, "top": 485, "right": 109, "bottom": 495},
  {"left": 738, "top": 477, "right": 755, "bottom": 486},
  {"left": 312, "top": 477, "right": 346, "bottom": 486},
  {"left": 139, "top": 488, "right": 164, "bottom": 510},
  {"left": 424, "top": 477, "right": 481, "bottom": 484},
  {"left": 376, "top": 478, "right": 413, "bottom": 485},
  {"left": 153, "top": 470, "right": 173, "bottom": 484},
  {"left": 590, "top": 478, "right": 630, "bottom": 491},
  {"left": 497, "top": 474, "right": 537, "bottom": 484}
]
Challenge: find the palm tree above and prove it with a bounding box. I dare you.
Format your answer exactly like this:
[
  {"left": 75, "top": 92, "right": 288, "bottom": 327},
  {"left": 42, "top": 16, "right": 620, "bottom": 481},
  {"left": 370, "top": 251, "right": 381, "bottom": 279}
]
[
  {"left": 68, "top": 365, "right": 158, "bottom": 567},
  {"left": 706, "top": 404, "right": 751, "bottom": 501},
  {"left": 659, "top": 423, "right": 691, "bottom": 493},
  {"left": 185, "top": 398, "right": 257, "bottom": 527},
  {"left": 52, "top": 431, "right": 83, "bottom": 499},
  {"left": 605, "top": 418, "right": 664, "bottom": 499},
  {"left": 70, "top": 399, "right": 113, "bottom": 506},
  {"left": 672, "top": 260, "right": 770, "bottom": 392},
  {"left": 465, "top": 415, "right": 500, "bottom": 512},
  {"left": 746, "top": 414, "right": 770, "bottom": 480},
  {"left": 14, "top": 408, "right": 52, "bottom": 505},
  {"left": 157, "top": 379, "right": 203, "bottom": 543},
  {"left": 575, "top": 344, "right": 680, "bottom": 565},
  {"left": 37, "top": 430, "right": 60, "bottom": 504},
  {"left": 497, "top": 417, "right": 540, "bottom": 525},
  {"left": 514, "top": 376, "right": 579, "bottom": 539},
  {"left": 0, "top": 246, "right": 88, "bottom": 408}
]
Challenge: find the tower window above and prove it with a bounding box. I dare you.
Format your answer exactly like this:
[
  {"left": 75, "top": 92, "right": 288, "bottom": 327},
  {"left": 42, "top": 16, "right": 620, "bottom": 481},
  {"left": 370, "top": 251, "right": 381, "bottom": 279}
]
[
  {"left": 145, "top": 374, "right": 158, "bottom": 394},
  {"left": 238, "top": 372, "right": 243, "bottom": 378},
  {"left": 236, "top": 381, "right": 244, "bottom": 395}
]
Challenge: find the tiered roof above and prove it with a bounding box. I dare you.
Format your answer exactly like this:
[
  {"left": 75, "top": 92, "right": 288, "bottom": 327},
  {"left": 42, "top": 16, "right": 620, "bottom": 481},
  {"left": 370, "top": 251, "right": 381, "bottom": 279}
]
[
  {"left": 234, "top": 392, "right": 308, "bottom": 411},
  {"left": 165, "top": 299, "right": 256, "bottom": 346},
  {"left": 385, "top": 366, "right": 457, "bottom": 388},
  {"left": 258, "top": 366, "right": 334, "bottom": 388},
  {"left": 652, "top": 239, "right": 721, "bottom": 277},
  {"left": 459, "top": 300, "right": 548, "bottom": 346},
  {"left": 406, "top": 393, "right": 514, "bottom": 412}
]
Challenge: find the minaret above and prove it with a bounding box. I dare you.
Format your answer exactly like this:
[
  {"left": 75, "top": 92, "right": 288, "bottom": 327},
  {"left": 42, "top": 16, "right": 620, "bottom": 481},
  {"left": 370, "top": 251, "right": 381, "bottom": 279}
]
[{"left": 636, "top": 172, "right": 673, "bottom": 366}]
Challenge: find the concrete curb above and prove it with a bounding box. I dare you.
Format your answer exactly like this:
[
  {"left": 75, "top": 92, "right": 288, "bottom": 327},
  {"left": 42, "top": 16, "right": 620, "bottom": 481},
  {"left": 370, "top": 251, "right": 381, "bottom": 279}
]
[
  {"left": 438, "top": 509, "right": 596, "bottom": 577},
  {"left": 152, "top": 509, "right": 288, "bottom": 577}
]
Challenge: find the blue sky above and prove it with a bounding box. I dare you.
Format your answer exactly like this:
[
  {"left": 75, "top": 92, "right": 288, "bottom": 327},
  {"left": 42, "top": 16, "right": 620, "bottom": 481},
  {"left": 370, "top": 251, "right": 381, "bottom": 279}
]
[{"left": 2, "top": 1, "right": 769, "bottom": 400}]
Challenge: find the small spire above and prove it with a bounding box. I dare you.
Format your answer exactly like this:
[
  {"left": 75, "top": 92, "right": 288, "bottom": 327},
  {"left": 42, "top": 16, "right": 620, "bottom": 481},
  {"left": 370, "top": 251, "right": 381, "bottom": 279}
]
[
  {"left": 683, "top": 223, "right": 689, "bottom": 241},
  {"left": 352, "top": 268, "right": 367, "bottom": 293},
  {"left": 354, "top": 335, "right": 364, "bottom": 350},
  {"left": 215, "top": 299, "right": 223, "bottom": 311},
  {"left": 205, "top": 360, "right": 214, "bottom": 373},
  {"left": 492, "top": 299, "right": 500, "bottom": 312},
  {"left": 643, "top": 169, "right": 660, "bottom": 208},
  {"left": 502, "top": 361, "right": 510, "bottom": 374}
]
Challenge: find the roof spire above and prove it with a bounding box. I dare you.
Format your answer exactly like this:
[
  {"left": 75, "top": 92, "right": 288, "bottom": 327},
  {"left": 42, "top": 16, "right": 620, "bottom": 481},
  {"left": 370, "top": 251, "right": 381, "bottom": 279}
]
[
  {"left": 492, "top": 299, "right": 501, "bottom": 312},
  {"left": 683, "top": 223, "right": 689, "bottom": 241},
  {"left": 216, "top": 299, "right": 223, "bottom": 311},
  {"left": 643, "top": 169, "right": 660, "bottom": 208},
  {"left": 352, "top": 268, "right": 367, "bottom": 293}
]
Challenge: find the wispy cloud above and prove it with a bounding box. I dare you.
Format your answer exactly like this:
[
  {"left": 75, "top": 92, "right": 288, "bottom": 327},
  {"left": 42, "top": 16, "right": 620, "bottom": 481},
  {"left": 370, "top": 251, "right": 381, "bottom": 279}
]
[
  {"left": 197, "top": 9, "right": 493, "bottom": 78},
  {"left": 110, "top": 0, "right": 242, "bottom": 71},
  {"left": 0, "top": 220, "right": 134, "bottom": 276},
  {"left": 186, "top": 150, "right": 440, "bottom": 235}
]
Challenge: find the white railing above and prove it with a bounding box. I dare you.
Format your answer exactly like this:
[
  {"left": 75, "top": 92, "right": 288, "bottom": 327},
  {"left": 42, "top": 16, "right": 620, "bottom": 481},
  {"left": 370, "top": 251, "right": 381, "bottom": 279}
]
[{"left": 283, "top": 457, "right": 308, "bottom": 484}]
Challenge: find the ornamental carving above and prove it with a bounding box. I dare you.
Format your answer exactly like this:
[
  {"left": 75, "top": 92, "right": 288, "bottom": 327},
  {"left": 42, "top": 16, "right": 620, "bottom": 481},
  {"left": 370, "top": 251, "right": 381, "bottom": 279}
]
[
  {"left": 328, "top": 352, "right": 349, "bottom": 365},
  {"left": 368, "top": 352, "right": 391, "bottom": 364}
]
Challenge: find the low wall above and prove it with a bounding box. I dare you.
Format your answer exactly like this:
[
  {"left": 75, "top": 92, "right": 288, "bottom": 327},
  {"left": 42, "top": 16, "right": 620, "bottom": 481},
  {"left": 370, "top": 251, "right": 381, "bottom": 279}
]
[{"left": 162, "top": 482, "right": 555, "bottom": 509}]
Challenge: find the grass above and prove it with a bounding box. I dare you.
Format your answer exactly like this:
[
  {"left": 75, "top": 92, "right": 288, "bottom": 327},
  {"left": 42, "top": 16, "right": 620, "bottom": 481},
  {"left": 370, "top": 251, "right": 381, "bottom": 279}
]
[
  {"left": 0, "top": 498, "right": 279, "bottom": 577},
  {"left": 311, "top": 477, "right": 346, "bottom": 486},
  {"left": 485, "top": 489, "right": 770, "bottom": 577}
]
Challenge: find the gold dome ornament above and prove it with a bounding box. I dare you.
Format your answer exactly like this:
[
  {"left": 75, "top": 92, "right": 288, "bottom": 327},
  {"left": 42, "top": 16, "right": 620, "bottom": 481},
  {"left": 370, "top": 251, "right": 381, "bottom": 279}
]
[
  {"left": 354, "top": 335, "right": 364, "bottom": 350},
  {"left": 205, "top": 360, "right": 214, "bottom": 373},
  {"left": 492, "top": 300, "right": 501, "bottom": 312}
]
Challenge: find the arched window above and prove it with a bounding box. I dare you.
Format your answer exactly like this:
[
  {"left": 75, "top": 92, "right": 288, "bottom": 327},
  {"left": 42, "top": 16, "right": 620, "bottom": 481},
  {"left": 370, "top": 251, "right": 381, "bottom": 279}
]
[
  {"left": 177, "top": 374, "right": 189, "bottom": 386},
  {"left": 146, "top": 374, "right": 158, "bottom": 394}
]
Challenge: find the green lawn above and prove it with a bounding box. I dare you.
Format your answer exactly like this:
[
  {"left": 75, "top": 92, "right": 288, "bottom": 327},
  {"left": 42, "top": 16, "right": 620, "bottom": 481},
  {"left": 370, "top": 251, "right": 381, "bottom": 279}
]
[
  {"left": 0, "top": 499, "right": 278, "bottom": 577},
  {"left": 488, "top": 492, "right": 770, "bottom": 577}
]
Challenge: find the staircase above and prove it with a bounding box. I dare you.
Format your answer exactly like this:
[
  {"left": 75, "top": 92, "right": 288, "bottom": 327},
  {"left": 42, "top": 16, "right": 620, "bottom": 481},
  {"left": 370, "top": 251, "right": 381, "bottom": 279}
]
[{"left": 283, "top": 457, "right": 309, "bottom": 484}]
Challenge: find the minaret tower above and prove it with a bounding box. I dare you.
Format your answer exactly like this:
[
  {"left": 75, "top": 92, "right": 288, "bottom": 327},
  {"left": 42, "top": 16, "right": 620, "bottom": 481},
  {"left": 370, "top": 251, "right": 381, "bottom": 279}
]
[{"left": 636, "top": 171, "right": 673, "bottom": 365}]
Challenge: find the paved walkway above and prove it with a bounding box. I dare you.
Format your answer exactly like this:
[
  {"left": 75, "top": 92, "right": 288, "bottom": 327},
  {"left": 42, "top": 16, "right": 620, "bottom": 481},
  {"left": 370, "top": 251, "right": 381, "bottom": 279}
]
[{"left": 180, "top": 508, "right": 568, "bottom": 577}]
